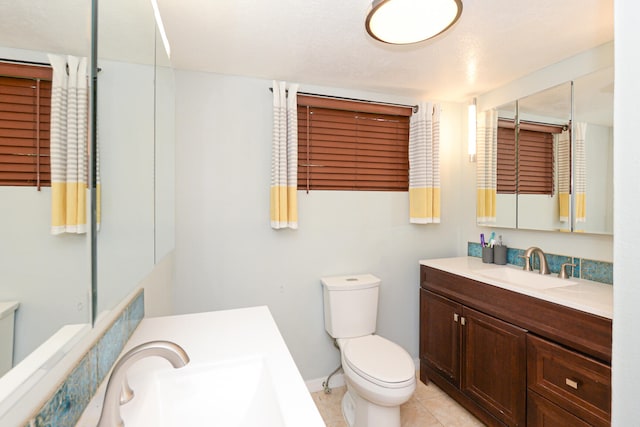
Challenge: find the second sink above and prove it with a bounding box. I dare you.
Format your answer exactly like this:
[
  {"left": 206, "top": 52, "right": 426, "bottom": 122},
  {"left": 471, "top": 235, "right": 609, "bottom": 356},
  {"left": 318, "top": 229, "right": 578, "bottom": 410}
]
[
  {"left": 120, "top": 356, "right": 285, "bottom": 427},
  {"left": 475, "top": 267, "right": 578, "bottom": 290}
]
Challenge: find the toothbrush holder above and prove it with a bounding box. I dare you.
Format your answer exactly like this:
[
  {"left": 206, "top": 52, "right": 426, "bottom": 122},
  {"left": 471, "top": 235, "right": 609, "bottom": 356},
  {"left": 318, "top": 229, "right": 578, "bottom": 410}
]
[
  {"left": 494, "top": 245, "right": 508, "bottom": 265},
  {"left": 481, "top": 246, "right": 494, "bottom": 264}
]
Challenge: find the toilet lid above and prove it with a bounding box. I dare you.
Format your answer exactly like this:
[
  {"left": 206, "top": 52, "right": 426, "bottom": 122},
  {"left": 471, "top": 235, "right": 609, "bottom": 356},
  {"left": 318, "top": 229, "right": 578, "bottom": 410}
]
[{"left": 343, "top": 335, "right": 414, "bottom": 387}]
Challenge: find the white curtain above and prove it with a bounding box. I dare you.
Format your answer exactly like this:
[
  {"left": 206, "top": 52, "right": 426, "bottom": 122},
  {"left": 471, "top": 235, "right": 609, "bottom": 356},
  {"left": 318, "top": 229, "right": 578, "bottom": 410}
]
[
  {"left": 476, "top": 109, "right": 497, "bottom": 223},
  {"left": 270, "top": 81, "right": 299, "bottom": 229},
  {"left": 48, "top": 54, "right": 89, "bottom": 235},
  {"left": 409, "top": 102, "right": 440, "bottom": 224}
]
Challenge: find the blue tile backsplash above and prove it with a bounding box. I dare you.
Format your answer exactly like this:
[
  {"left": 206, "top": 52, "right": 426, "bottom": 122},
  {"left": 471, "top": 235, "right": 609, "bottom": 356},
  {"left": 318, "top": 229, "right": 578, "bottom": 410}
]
[
  {"left": 467, "top": 242, "right": 612, "bottom": 285},
  {"left": 29, "top": 289, "right": 144, "bottom": 427}
]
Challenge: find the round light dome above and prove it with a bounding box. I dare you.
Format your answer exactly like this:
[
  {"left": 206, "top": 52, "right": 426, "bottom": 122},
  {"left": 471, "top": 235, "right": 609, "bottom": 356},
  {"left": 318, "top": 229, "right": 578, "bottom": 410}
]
[{"left": 365, "top": 0, "right": 463, "bottom": 45}]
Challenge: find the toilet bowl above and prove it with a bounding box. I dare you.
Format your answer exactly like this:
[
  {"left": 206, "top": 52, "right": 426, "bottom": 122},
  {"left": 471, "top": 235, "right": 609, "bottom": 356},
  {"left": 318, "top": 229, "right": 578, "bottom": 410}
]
[
  {"left": 338, "top": 335, "right": 415, "bottom": 427},
  {"left": 321, "top": 274, "right": 416, "bottom": 427}
]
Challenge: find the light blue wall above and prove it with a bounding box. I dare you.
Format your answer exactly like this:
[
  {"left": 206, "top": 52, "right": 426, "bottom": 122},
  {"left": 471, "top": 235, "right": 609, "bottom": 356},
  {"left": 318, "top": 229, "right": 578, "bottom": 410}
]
[{"left": 172, "top": 71, "right": 468, "bottom": 380}]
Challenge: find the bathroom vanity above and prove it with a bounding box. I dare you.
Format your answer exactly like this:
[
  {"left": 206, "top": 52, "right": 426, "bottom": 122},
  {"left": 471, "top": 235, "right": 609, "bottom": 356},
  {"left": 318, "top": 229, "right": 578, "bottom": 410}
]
[{"left": 419, "top": 257, "right": 612, "bottom": 427}]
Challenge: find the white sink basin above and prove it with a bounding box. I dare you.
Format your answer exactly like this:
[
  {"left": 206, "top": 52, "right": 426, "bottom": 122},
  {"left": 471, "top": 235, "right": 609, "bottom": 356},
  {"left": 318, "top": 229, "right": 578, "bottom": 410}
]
[
  {"left": 474, "top": 267, "right": 577, "bottom": 290},
  {"left": 121, "top": 356, "right": 285, "bottom": 427}
]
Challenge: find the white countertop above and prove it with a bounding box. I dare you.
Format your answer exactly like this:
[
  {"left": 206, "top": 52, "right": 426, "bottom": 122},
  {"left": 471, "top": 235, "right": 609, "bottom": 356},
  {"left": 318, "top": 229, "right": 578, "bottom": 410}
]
[
  {"left": 420, "top": 257, "right": 613, "bottom": 319},
  {"left": 78, "top": 306, "right": 324, "bottom": 427}
]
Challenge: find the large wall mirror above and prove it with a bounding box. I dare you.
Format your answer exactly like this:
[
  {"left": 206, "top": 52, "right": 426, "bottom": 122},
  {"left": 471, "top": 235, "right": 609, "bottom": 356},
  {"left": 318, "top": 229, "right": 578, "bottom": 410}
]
[
  {"left": 0, "top": 0, "right": 173, "bottom": 411},
  {"left": 0, "top": 0, "right": 92, "bottom": 381},
  {"left": 477, "top": 67, "right": 613, "bottom": 235},
  {"left": 572, "top": 67, "right": 613, "bottom": 234}
]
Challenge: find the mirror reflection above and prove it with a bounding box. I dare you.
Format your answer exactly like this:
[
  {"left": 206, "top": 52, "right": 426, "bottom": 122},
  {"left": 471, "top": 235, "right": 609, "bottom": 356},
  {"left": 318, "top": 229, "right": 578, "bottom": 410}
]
[
  {"left": 477, "top": 69, "right": 613, "bottom": 235},
  {"left": 516, "top": 82, "right": 572, "bottom": 232},
  {"left": 96, "top": 0, "right": 157, "bottom": 316},
  {"left": 479, "top": 101, "right": 517, "bottom": 229},
  {"left": 0, "top": 1, "right": 91, "bottom": 377},
  {"left": 573, "top": 67, "right": 614, "bottom": 234},
  {"left": 0, "top": 0, "right": 169, "bottom": 400}
]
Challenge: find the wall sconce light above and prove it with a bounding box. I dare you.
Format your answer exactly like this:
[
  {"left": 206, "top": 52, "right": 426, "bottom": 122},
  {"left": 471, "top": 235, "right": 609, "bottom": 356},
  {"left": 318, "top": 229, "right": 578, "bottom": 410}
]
[
  {"left": 365, "top": 0, "right": 463, "bottom": 45},
  {"left": 468, "top": 99, "right": 476, "bottom": 162}
]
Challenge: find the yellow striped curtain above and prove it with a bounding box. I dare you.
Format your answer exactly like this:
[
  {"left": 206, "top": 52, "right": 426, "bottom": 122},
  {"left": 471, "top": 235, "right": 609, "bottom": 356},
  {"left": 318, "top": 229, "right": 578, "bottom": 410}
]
[
  {"left": 270, "top": 81, "right": 298, "bottom": 229},
  {"left": 557, "top": 130, "right": 571, "bottom": 222},
  {"left": 574, "top": 122, "right": 587, "bottom": 223},
  {"left": 409, "top": 102, "right": 440, "bottom": 224},
  {"left": 49, "top": 55, "right": 89, "bottom": 235},
  {"left": 476, "top": 109, "right": 497, "bottom": 223}
]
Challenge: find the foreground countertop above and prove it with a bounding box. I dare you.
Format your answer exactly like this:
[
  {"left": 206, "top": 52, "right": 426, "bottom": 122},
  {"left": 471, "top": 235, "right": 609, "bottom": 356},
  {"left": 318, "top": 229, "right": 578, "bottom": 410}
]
[
  {"left": 78, "top": 306, "right": 324, "bottom": 427},
  {"left": 420, "top": 257, "right": 613, "bottom": 319}
]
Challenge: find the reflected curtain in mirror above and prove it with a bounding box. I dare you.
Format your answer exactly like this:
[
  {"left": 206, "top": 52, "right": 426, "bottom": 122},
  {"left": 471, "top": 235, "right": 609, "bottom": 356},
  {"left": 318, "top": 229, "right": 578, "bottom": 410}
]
[
  {"left": 49, "top": 54, "right": 88, "bottom": 235},
  {"left": 476, "top": 109, "right": 497, "bottom": 223},
  {"left": 574, "top": 122, "right": 587, "bottom": 223},
  {"left": 270, "top": 81, "right": 298, "bottom": 229},
  {"left": 409, "top": 102, "right": 440, "bottom": 224},
  {"left": 557, "top": 129, "right": 571, "bottom": 222}
]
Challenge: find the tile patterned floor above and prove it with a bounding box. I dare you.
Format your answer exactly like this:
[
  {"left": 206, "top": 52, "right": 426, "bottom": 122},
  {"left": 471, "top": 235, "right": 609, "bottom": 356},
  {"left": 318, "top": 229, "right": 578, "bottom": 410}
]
[{"left": 311, "top": 374, "right": 485, "bottom": 427}]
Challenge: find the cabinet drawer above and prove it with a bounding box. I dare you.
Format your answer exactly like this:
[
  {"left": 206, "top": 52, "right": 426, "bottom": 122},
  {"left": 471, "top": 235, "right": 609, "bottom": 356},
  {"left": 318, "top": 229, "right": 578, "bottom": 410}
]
[
  {"left": 528, "top": 391, "right": 591, "bottom": 427},
  {"left": 527, "top": 334, "right": 610, "bottom": 426}
]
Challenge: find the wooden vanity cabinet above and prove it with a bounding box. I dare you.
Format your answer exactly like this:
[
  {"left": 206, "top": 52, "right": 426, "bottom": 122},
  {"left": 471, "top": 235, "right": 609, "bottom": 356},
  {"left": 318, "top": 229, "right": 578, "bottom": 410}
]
[
  {"left": 420, "top": 289, "right": 527, "bottom": 427},
  {"left": 420, "top": 265, "right": 612, "bottom": 427}
]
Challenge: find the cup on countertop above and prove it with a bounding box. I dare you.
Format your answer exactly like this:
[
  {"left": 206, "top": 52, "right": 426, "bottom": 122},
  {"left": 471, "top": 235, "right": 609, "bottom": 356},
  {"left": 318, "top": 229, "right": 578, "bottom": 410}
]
[
  {"left": 494, "top": 245, "right": 508, "bottom": 265},
  {"left": 481, "top": 246, "right": 494, "bottom": 263}
]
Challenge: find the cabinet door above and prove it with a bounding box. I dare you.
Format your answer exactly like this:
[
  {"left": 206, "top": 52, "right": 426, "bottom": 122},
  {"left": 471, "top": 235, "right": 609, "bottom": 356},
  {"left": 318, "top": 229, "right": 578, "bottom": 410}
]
[
  {"left": 462, "top": 306, "right": 527, "bottom": 427},
  {"left": 420, "top": 289, "right": 461, "bottom": 386}
]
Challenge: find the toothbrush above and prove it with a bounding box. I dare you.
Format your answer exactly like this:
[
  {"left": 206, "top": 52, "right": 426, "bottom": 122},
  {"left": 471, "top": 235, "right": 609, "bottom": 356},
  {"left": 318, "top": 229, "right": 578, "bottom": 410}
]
[{"left": 480, "top": 233, "right": 485, "bottom": 247}]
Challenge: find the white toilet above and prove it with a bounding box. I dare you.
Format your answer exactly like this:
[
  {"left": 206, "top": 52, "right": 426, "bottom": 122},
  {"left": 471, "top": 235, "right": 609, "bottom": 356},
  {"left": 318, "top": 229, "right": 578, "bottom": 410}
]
[{"left": 321, "top": 274, "right": 416, "bottom": 427}]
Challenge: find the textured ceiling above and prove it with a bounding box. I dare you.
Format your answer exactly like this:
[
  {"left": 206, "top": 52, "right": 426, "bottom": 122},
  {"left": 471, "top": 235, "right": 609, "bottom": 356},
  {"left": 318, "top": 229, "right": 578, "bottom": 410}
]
[
  {"left": 155, "top": 0, "right": 613, "bottom": 101},
  {"left": 0, "top": 0, "right": 613, "bottom": 102}
]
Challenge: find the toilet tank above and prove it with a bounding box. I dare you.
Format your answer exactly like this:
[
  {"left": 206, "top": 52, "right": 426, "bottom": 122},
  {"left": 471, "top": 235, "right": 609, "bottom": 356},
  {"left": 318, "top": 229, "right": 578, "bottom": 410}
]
[{"left": 321, "top": 274, "right": 380, "bottom": 339}]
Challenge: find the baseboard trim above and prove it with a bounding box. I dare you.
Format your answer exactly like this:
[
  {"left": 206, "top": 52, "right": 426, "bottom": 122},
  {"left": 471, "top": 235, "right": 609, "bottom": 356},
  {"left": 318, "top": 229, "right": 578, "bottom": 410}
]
[{"left": 306, "top": 372, "right": 345, "bottom": 393}]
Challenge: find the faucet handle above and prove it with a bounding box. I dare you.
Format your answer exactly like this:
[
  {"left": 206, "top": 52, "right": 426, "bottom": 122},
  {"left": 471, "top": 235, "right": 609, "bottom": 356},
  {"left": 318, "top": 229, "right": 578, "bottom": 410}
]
[
  {"left": 559, "top": 262, "right": 577, "bottom": 279},
  {"left": 518, "top": 255, "right": 532, "bottom": 271}
]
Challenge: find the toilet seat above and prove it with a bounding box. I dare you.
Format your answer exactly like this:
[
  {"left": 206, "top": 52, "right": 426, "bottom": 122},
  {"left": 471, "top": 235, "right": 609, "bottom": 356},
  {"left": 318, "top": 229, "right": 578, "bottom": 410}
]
[{"left": 342, "top": 335, "right": 415, "bottom": 389}]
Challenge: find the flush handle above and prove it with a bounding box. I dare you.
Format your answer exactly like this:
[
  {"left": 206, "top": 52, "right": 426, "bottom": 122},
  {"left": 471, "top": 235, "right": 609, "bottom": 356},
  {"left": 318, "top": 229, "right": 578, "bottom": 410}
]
[{"left": 565, "top": 378, "right": 579, "bottom": 390}]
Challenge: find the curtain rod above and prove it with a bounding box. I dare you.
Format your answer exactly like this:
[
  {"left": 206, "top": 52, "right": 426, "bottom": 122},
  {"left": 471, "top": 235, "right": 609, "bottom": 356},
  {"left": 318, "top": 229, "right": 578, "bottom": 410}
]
[
  {"left": 0, "top": 57, "right": 50, "bottom": 67},
  {"left": 268, "top": 87, "right": 419, "bottom": 113},
  {"left": 499, "top": 117, "right": 569, "bottom": 131},
  {"left": 0, "top": 57, "right": 102, "bottom": 73}
]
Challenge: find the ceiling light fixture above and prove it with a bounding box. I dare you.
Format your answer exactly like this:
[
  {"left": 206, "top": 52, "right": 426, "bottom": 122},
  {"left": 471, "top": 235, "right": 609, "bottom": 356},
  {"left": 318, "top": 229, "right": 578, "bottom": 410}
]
[{"left": 365, "top": 0, "right": 463, "bottom": 45}]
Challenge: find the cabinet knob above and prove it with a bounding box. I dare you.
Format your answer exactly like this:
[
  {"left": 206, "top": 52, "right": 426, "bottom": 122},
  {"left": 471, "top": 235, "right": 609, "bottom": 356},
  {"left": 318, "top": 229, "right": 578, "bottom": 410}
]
[
  {"left": 454, "top": 313, "right": 459, "bottom": 322},
  {"left": 461, "top": 317, "right": 466, "bottom": 326},
  {"left": 565, "top": 378, "right": 579, "bottom": 390}
]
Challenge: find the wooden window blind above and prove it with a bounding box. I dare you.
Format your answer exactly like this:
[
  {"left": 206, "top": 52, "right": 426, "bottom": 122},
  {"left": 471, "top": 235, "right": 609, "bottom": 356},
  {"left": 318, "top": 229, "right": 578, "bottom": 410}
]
[
  {"left": 517, "top": 128, "right": 554, "bottom": 195},
  {"left": 497, "top": 119, "right": 560, "bottom": 195},
  {"left": 0, "top": 61, "right": 52, "bottom": 188},
  {"left": 497, "top": 125, "right": 516, "bottom": 194},
  {"left": 297, "top": 94, "right": 411, "bottom": 191}
]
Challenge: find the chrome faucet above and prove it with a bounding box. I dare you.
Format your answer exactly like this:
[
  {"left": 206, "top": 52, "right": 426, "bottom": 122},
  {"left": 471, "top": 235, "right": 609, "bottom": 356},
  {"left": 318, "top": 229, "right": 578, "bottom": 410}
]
[
  {"left": 522, "top": 247, "right": 550, "bottom": 275},
  {"left": 97, "top": 340, "right": 190, "bottom": 427}
]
